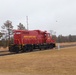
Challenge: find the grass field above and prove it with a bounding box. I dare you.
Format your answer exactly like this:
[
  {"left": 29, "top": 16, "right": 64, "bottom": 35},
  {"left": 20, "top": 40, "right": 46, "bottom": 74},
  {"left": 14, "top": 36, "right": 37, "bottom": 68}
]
[
  {"left": 0, "top": 47, "right": 76, "bottom": 75},
  {"left": 56, "top": 42, "right": 76, "bottom": 46}
]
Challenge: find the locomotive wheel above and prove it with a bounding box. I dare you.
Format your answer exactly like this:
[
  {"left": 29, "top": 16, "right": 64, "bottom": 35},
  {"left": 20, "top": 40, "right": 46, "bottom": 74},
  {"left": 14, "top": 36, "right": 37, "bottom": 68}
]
[
  {"left": 50, "top": 43, "right": 55, "bottom": 49},
  {"left": 22, "top": 45, "right": 33, "bottom": 52},
  {"left": 53, "top": 44, "right": 56, "bottom": 47},
  {"left": 50, "top": 44, "right": 52, "bottom": 48},
  {"left": 47, "top": 44, "right": 51, "bottom": 49},
  {"left": 39, "top": 44, "right": 42, "bottom": 50},
  {"left": 13, "top": 45, "right": 19, "bottom": 53},
  {"left": 15, "top": 47, "right": 19, "bottom": 53},
  {"left": 30, "top": 45, "right": 33, "bottom": 52},
  {"left": 9, "top": 45, "right": 19, "bottom": 53},
  {"left": 27, "top": 45, "right": 33, "bottom": 52},
  {"left": 22, "top": 45, "right": 27, "bottom": 52}
]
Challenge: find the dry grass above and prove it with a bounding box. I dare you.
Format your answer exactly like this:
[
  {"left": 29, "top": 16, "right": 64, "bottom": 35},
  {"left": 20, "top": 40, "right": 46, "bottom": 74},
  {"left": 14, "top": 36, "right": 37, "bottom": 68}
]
[
  {"left": 56, "top": 42, "right": 76, "bottom": 46},
  {"left": 0, "top": 47, "right": 8, "bottom": 51},
  {"left": 0, "top": 47, "right": 76, "bottom": 75}
]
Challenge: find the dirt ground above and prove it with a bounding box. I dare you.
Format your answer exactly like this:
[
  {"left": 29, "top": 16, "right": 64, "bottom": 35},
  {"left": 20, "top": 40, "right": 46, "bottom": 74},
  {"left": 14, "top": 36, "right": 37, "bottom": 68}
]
[
  {"left": 0, "top": 47, "right": 8, "bottom": 51},
  {"left": 0, "top": 46, "right": 76, "bottom": 75},
  {"left": 56, "top": 42, "right": 76, "bottom": 46}
]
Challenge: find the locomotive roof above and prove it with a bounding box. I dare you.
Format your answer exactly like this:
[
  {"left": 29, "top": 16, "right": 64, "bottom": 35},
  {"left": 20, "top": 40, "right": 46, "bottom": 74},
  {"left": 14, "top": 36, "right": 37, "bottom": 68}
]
[{"left": 13, "top": 29, "right": 47, "bottom": 33}]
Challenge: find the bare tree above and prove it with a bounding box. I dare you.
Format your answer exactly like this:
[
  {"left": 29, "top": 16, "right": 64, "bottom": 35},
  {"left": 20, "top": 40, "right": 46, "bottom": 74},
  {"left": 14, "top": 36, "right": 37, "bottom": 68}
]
[
  {"left": 0, "top": 32, "right": 3, "bottom": 38},
  {"left": 1, "top": 20, "right": 13, "bottom": 47},
  {"left": 17, "top": 23, "right": 26, "bottom": 30}
]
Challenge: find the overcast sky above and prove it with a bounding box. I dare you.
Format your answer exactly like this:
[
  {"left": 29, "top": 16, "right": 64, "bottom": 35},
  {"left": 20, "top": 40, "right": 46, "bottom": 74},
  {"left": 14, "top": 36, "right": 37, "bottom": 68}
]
[{"left": 0, "top": 0, "right": 76, "bottom": 36}]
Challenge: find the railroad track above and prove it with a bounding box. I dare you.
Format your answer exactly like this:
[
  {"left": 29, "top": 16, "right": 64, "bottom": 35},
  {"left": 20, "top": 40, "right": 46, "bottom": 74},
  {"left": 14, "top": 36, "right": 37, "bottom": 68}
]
[
  {"left": 0, "top": 44, "right": 76, "bottom": 56},
  {"left": 0, "top": 50, "right": 16, "bottom": 56}
]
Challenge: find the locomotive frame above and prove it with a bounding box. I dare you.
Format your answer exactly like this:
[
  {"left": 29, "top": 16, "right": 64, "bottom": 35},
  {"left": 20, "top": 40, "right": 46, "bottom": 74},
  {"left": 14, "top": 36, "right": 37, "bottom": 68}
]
[{"left": 9, "top": 30, "right": 56, "bottom": 53}]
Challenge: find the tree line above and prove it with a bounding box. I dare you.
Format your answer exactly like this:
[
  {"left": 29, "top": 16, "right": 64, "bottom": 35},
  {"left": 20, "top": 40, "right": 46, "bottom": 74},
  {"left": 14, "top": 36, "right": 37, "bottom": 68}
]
[
  {"left": 0, "top": 20, "right": 26, "bottom": 47},
  {"left": 53, "top": 35, "right": 76, "bottom": 43},
  {"left": 0, "top": 20, "right": 76, "bottom": 47}
]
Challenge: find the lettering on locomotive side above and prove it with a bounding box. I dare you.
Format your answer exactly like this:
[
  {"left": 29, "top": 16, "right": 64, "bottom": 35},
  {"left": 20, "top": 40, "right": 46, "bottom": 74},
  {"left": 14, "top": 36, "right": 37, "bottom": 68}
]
[{"left": 24, "top": 36, "right": 36, "bottom": 38}]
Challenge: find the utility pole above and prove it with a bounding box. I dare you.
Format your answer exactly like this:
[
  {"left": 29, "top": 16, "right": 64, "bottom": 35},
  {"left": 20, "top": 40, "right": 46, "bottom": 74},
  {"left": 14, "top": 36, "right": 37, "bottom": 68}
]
[{"left": 26, "top": 16, "right": 28, "bottom": 30}]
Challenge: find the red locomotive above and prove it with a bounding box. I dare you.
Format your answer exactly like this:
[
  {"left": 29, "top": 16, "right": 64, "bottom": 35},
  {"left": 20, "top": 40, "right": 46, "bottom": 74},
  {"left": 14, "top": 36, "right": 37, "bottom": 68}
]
[{"left": 9, "top": 30, "right": 56, "bottom": 53}]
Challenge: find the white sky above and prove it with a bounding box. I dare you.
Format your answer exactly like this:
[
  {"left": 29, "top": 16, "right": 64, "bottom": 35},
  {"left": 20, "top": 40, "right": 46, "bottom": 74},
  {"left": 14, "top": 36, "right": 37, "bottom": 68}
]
[{"left": 0, "top": 0, "right": 76, "bottom": 36}]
